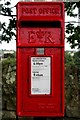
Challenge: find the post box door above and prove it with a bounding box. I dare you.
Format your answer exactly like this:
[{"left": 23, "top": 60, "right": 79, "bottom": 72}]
[{"left": 17, "top": 39, "right": 64, "bottom": 117}]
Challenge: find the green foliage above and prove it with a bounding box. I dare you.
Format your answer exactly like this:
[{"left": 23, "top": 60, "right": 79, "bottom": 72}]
[
  {"left": 1, "top": 0, "right": 16, "bottom": 43},
  {"left": 66, "top": 24, "right": 80, "bottom": 49},
  {"left": 73, "top": 51, "right": 80, "bottom": 88},
  {"left": 2, "top": 57, "right": 16, "bottom": 110},
  {"left": 65, "top": 2, "right": 78, "bottom": 17},
  {"left": 65, "top": 51, "right": 75, "bottom": 66},
  {"left": 73, "top": 51, "right": 80, "bottom": 67},
  {"left": 2, "top": 18, "right": 16, "bottom": 43},
  {"left": 4, "top": 52, "right": 15, "bottom": 58},
  {"left": 65, "top": 2, "right": 80, "bottom": 49},
  {"left": 2, "top": 1, "right": 12, "bottom": 16},
  {"left": 65, "top": 51, "right": 80, "bottom": 116}
]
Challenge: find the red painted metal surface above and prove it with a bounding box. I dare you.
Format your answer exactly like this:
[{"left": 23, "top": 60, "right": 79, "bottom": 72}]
[{"left": 16, "top": 2, "right": 64, "bottom": 117}]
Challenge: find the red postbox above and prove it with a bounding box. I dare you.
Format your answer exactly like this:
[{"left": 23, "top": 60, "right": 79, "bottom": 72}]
[{"left": 16, "top": 2, "right": 64, "bottom": 117}]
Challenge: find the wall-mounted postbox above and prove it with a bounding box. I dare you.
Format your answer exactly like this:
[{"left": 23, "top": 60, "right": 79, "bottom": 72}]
[{"left": 16, "top": 2, "right": 64, "bottom": 117}]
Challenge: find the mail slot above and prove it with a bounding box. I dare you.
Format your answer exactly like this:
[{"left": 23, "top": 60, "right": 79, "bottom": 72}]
[{"left": 16, "top": 2, "right": 64, "bottom": 117}]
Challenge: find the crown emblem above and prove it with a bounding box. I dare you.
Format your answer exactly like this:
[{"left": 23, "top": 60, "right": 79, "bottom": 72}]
[{"left": 36, "top": 29, "right": 44, "bottom": 39}]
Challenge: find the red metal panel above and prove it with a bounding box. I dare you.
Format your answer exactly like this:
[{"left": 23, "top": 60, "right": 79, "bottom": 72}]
[
  {"left": 16, "top": 2, "right": 64, "bottom": 117},
  {"left": 18, "top": 28, "right": 61, "bottom": 45},
  {"left": 17, "top": 2, "right": 64, "bottom": 21}
]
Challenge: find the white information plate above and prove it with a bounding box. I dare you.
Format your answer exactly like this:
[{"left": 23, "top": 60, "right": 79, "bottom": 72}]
[{"left": 31, "top": 57, "right": 51, "bottom": 95}]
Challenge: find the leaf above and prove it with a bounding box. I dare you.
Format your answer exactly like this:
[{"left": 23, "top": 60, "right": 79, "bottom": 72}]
[{"left": 5, "top": 1, "right": 11, "bottom": 6}]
